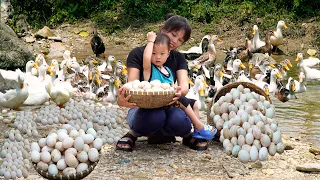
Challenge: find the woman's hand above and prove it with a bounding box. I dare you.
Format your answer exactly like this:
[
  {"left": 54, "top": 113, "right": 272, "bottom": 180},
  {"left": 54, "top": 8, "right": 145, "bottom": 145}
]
[
  {"left": 117, "top": 87, "right": 138, "bottom": 108},
  {"left": 167, "top": 86, "right": 182, "bottom": 105}
]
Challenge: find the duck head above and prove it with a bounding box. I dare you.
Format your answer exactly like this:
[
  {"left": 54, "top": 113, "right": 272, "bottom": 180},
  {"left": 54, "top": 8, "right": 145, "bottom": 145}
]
[{"left": 295, "top": 53, "right": 303, "bottom": 61}]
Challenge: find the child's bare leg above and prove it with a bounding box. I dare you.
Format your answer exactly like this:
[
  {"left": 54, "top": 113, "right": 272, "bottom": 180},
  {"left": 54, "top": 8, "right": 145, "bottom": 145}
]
[
  {"left": 192, "top": 100, "right": 200, "bottom": 119},
  {"left": 178, "top": 102, "right": 204, "bottom": 130}
]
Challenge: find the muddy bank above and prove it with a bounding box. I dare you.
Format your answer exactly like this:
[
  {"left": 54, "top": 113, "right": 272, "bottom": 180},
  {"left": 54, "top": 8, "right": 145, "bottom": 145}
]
[{"left": 23, "top": 19, "right": 319, "bottom": 62}]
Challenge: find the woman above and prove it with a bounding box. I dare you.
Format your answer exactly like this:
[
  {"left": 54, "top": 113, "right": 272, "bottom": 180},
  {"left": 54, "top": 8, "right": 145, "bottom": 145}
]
[{"left": 116, "top": 14, "right": 208, "bottom": 151}]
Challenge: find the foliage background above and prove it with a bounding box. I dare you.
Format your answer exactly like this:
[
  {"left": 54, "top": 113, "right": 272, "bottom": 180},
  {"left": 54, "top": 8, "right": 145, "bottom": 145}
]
[{"left": 9, "top": 0, "right": 319, "bottom": 29}]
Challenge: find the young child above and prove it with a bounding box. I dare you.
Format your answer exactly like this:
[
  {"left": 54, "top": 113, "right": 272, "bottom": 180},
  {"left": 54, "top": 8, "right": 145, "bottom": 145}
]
[{"left": 143, "top": 32, "right": 217, "bottom": 140}]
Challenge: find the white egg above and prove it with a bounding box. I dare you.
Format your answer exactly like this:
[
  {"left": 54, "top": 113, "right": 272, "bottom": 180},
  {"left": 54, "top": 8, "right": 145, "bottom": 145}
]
[
  {"left": 31, "top": 142, "right": 40, "bottom": 152},
  {"left": 76, "top": 163, "right": 88, "bottom": 173},
  {"left": 232, "top": 145, "right": 241, "bottom": 157},
  {"left": 77, "top": 151, "right": 88, "bottom": 163},
  {"left": 276, "top": 142, "right": 285, "bottom": 154},
  {"left": 272, "top": 130, "right": 282, "bottom": 144},
  {"left": 93, "top": 138, "right": 103, "bottom": 150},
  {"left": 41, "top": 151, "right": 51, "bottom": 163},
  {"left": 46, "top": 135, "right": 57, "bottom": 148},
  {"left": 65, "top": 148, "right": 78, "bottom": 156},
  {"left": 38, "top": 138, "right": 47, "bottom": 148},
  {"left": 65, "top": 153, "right": 79, "bottom": 168},
  {"left": 51, "top": 149, "right": 62, "bottom": 162},
  {"left": 82, "top": 134, "right": 94, "bottom": 144},
  {"left": 62, "top": 137, "right": 74, "bottom": 149},
  {"left": 88, "top": 148, "right": 99, "bottom": 162},
  {"left": 57, "top": 159, "right": 67, "bottom": 170},
  {"left": 249, "top": 145, "right": 259, "bottom": 162},
  {"left": 31, "top": 151, "right": 40, "bottom": 163},
  {"left": 260, "top": 134, "right": 271, "bottom": 147},
  {"left": 259, "top": 147, "right": 268, "bottom": 161},
  {"left": 37, "top": 161, "right": 49, "bottom": 171},
  {"left": 253, "top": 139, "right": 261, "bottom": 150},
  {"left": 48, "top": 164, "right": 58, "bottom": 175},
  {"left": 86, "top": 128, "right": 97, "bottom": 138},
  {"left": 245, "top": 133, "right": 254, "bottom": 145},
  {"left": 238, "top": 149, "right": 250, "bottom": 163},
  {"left": 268, "top": 142, "right": 277, "bottom": 156},
  {"left": 58, "top": 131, "right": 69, "bottom": 142}
]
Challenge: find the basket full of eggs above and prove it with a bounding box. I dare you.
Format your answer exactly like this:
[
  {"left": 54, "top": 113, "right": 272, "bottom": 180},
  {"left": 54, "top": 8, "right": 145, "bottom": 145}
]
[
  {"left": 123, "top": 80, "right": 176, "bottom": 109},
  {"left": 31, "top": 126, "right": 101, "bottom": 180},
  {"left": 208, "top": 82, "right": 284, "bottom": 163}
]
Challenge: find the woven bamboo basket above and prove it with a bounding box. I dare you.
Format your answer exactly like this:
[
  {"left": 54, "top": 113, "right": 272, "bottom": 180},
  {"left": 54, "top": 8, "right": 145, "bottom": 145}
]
[
  {"left": 207, "top": 82, "right": 272, "bottom": 126},
  {"left": 33, "top": 156, "right": 100, "bottom": 180},
  {"left": 126, "top": 89, "right": 176, "bottom": 109}
]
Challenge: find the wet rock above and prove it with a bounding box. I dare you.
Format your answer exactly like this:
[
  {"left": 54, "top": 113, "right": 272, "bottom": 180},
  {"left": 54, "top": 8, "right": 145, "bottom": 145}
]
[
  {"left": 296, "top": 163, "right": 320, "bottom": 172},
  {"left": 35, "top": 26, "right": 54, "bottom": 38},
  {"left": 309, "top": 147, "right": 320, "bottom": 155},
  {"left": 48, "top": 36, "right": 62, "bottom": 42},
  {"left": 0, "top": 23, "right": 34, "bottom": 70},
  {"left": 15, "top": 14, "right": 30, "bottom": 34},
  {"left": 249, "top": 161, "right": 262, "bottom": 169},
  {"left": 285, "top": 143, "right": 294, "bottom": 150},
  {"left": 25, "top": 36, "right": 36, "bottom": 43}
]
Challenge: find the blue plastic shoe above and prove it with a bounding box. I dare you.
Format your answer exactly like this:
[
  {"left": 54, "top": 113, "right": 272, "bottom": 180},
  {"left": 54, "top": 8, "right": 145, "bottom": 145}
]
[{"left": 193, "top": 125, "right": 217, "bottom": 140}]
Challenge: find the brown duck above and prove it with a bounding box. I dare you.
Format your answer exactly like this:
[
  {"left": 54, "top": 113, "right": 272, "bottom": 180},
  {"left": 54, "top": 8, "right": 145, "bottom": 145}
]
[
  {"left": 253, "top": 30, "right": 276, "bottom": 55},
  {"left": 237, "top": 33, "right": 254, "bottom": 62},
  {"left": 193, "top": 35, "right": 222, "bottom": 68}
]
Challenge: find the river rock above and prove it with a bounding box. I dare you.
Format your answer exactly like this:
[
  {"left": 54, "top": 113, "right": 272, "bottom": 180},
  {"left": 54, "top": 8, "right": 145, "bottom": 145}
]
[
  {"left": 296, "top": 163, "right": 320, "bottom": 172},
  {"left": 46, "top": 42, "right": 66, "bottom": 59},
  {"left": 35, "top": 26, "right": 54, "bottom": 38},
  {"left": 284, "top": 143, "right": 294, "bottom": 150},
  {"left": 0, "top": 0, "right": 13, "bottom": 23},
  {"left": 309, "top": 147, "right": 320, "bottom": 155},
  {"left": 0, "top": 23, "right": 34, "bottom": 70}
]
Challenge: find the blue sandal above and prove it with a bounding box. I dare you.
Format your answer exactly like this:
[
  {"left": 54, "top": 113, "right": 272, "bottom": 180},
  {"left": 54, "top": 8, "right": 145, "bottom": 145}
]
[{"left": 193, "top": 125, "right": 217, "bottom": 140}]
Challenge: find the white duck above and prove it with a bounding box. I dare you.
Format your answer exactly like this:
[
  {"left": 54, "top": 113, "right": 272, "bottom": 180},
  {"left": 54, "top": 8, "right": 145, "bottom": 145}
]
[
  {"left": 102, "top": 76, "right": 119, "bottom": 103},
  {"left": 180, "top": 35, "right": 211, "bottom": 55},
  {"left": 287, "top": 79, "right": 297, "bottom": 100},
  {"left": 23, "top": 64, "right": 51, "bottom": 105},
  {"left": 186, "top": 75, "right": 208, "bottom": 111},
  {"left": 285, "top": 72, "right": 306, "bottom": 94},
  {"left": 298, "top": 64, "right": 320, "bottom": 80},
  {"left": 252, "top": 25, "right": 266, "bottom": 51},
  {"left": 270, "top": 20, "right": 287, "bottom": 54},
  {"left": 46, "top": 78, "right": 70, "bottom": 108},
  {"left": 296, "top": 53, "right": 320, "bottom": 67},
  {"left": 0, "top": 72, "right": 29, "bottom": 110},
  {"left": 252, "top": 68, "right": 282, "bottom": 93},
  {"left": 231, "top": 59, "right": 246, "bottom": 74}
]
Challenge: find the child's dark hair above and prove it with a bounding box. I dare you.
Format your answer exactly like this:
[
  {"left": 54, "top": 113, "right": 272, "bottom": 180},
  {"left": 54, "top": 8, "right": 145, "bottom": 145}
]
[
  {"left": 163, "top": 13, "right": 191, "bottom": 43},
  {"left": 154, "top": 33, "right": 170, "bottom": 50}
]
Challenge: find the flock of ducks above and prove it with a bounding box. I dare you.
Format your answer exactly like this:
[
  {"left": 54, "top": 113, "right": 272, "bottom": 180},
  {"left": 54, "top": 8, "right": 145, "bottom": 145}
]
[
  {"left": 0, "top": 22, "right": 319, "bottom": 112},
  {"left": 182, "top": 20, "right": 320, "bottom": 109},
  {"left": 0, "top": 26, "right": 128, "bottom": 110}
]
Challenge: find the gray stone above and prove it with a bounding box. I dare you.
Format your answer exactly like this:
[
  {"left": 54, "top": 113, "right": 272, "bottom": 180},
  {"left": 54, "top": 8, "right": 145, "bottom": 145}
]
[
  {"left": 35, "top": 26, "right": 54, "bottom": 38},
  {"left": 0, "top": 23, "right": 34, "bottom": 70},
  {"left": 0, "top": 0, "right": 13, "bottom": 23},
  {"left": 285, "top": 143, "right": 294, "bottom": 150},
  {"left": 309, "top": 147, "right": 320, "bottom": 155},
  {"left": 296, "top": 163, "right": 320, "bottom": 172},
  {"left": 48, "top": 36, "right": 62, "bottom": 42},
  {"left": 0, "top": 69, "right": 18, "bottom": 92}
]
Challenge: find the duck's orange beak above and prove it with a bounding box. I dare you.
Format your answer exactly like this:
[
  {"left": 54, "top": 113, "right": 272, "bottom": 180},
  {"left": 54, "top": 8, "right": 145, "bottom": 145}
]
[
  {"left": 295, "top": 56, "right": 300, "bottom": 61},
  {"left": 284, "top": 24, "right": 288, "bottom": 29}
]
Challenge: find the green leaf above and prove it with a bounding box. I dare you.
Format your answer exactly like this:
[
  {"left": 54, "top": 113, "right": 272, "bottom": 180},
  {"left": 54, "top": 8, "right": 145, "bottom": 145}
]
[{"left": 78, "top": 30, "right": 89, "bottom": 37}]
